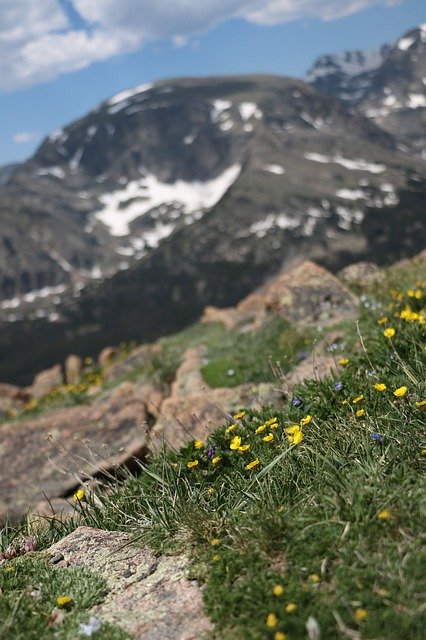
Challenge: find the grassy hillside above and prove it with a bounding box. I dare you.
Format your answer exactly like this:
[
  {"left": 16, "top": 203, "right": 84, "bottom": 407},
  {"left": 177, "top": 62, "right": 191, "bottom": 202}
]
[{"left": 1, "top": 259, "right": 425, "bottom": 639}]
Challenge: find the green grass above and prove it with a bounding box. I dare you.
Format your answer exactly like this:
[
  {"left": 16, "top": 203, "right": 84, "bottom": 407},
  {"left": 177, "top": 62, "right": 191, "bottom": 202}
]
[
  {"left": 201, "top": 318, "right": 311, "bottom": 387},
  {"left": 1, "top": 261, "right": 425, "bottom": 639},
  {"left": 0, "top": 554, "right": 129, "bottom": 639}
]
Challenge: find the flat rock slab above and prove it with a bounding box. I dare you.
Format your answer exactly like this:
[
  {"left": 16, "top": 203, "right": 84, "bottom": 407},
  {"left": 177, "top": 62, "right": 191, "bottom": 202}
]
[
  {"left": 48, "top": 527, "right": 212, "bottom": 640},
  {"left": 0, "top": 382, "right": 149, "bottom": 525}
]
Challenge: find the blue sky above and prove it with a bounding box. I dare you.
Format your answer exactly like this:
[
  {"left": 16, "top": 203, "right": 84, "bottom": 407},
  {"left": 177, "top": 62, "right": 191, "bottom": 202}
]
[{"left": 1, "top": 0, "right": 424, "bottom": 166}]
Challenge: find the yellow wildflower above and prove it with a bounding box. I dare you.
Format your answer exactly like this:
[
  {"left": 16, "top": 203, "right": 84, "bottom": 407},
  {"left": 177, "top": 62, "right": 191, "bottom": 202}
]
[
  {"left": 210, "top": 538, "right": 220, "bottom": 546},
  {"left": 73, "top": 489, "right": 86, "bottom": 502},
  {"left": 415, "top": 289, "right": 423, "bottom": 299},
  {"left": 233, "top": 411, "right": 246, "bottom": 420},
  {"left": 286, "top": 425, "right": 300, "bottom": 435},
  {"left": 377, "top": 316, "right": 388, "bottom": 324},
  {"left": 187, "top": 460, "right": 199, "bottom": 469},
  {"left": 263, "top": 433, "right": 274, "bottom": 443},
  {"left": 273, "top": 584, "right": 284, "bottom": 596},
  {"left": 383, "top": 328, "right": 395, "bottom": 338},
  {"left": 407, "top": 289, "right": 416, "bottom": 297},
  {"left": 421, "top": 448, "right": 426, "bottom": 456},
  {"left": 238, "top": 444, "right": 250, "bottom": 453},
  {"left": 415, "top": 400, "right": 426, "bottom": 409},
  {"left": 354, "top": 608, "right": 368, "bottom": 622},
  {"left": 285, "top": 603, "right": 298, "bottom": 613},
  {"left": 266, "top": 613, "right": 278, "bottom": 628},
  {"left": 352, "top": 395, "right": 364, "bottom": 404},
  {"left": 275, "top": 633, "right": 287, "bottom": 640},
  {"left": 255, "top": 424, "right": 267, "bottom": 434},
  {"left": 230, "top": 435, "right": 242, "bottom": 450},
  {"left": 377, "top": 509, "right": 391, "bottom": 521},
  {"left": 309, "top": 574, "right": 321, "bottom": 584},
  {"left": 56, "top": 596, "right": 73, "bottom": 608},
  {"left": 194, "top": 440, "right": 203, "bottom": 449},
  {"left": 212, "top": 554, "right": 221, "bottom": 562},
  {"left": 265, "top": 417, "right": 279, "bottom": 426},
  {"left": 338, "top": 358, "right": 349, "bottom": 365},
  {"left": 374, "top": 383, "right": 387, "bottom": 391},
  {"left": 393, "top": 386, "right": 407, "bottom": 398},
  {"left": 287, "top": 429, "right": 304, "bottom": 445},
  {"left": 356, "top": 409, "right": 365, "bottom": 418},
  {"left": 300, "top": 414, "right": 312, "bottom": 426},
  {"left": 212, "top": 456, "right": 221, "bottom": 465},
  {"left": 245, "top": 458, "right": 260, "bottom": 471},
  {"left": 225, "top": 424, "right": 238, "bottom": 434}
]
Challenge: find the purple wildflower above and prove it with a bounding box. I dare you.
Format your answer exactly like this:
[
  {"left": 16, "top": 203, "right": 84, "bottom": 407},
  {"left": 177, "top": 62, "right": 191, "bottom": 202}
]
[
  {"left": 334, "top": 381, "right": 343, "bottom": 391},
  {"left": 292, "top": 397, "right": 302, "bottom": 407},
  {"left": 206, "top": 445, "right": 216, "bottom": 460},
  {"left": 370, "top": 432, "right": 384, "bottom": 444}
]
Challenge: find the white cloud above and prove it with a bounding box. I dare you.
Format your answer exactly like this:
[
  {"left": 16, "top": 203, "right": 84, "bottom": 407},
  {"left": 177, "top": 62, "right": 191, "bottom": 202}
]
[
  {"left": 0, "top": 0, "right": 402, "bottom": 91},
  {"left": 13, "top": 131, "right": 40, "bottom": 144}
]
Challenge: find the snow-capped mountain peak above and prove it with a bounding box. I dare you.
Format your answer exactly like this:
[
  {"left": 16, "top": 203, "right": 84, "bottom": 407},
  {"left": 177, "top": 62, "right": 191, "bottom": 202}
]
[{"left": 306, "top": 46, "right": 390, "bottom": 83}]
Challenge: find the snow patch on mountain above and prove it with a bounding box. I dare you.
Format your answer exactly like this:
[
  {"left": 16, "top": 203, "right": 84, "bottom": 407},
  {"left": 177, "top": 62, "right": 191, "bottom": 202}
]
[
  {"left": 211, "top": 100, "right": 232, "bottom": 122},
  {"left": 263, "top": 164, "right": 285, "bottom": 175},
  {"left": 0, "top": 285, "right": 67, "bottom": 310},
  {"left": 238, "top": 102, "right": 263, "bottom": 121},
  {"left": 36, "top": 166, "right": 65, "bottom": 179},
  {"left": 398, "top": 35, "right": 416, "bottom": 51},
  {"left": 304, "top": 152, "right": 385, "bottom": 173},
  {"left": 94, "top": 164, "right": 241, "bottom": 237},
  {"left": 107, "top": 83, "right": 154, "bottom": 108},
  {"left": 306, "top": 47, "right": 388, "bottom": 82}
]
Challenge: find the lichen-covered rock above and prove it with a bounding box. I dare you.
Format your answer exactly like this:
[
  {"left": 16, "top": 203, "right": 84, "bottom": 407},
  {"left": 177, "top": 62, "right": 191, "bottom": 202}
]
[
  {"left": 262, "top": 261, "right": 358, "bottom": 326},
  {"left": 338, "top": 261, "right": 383, "bottom": 287},
  {"left": 48, "top": 527, "right": 213, "bottom": 639}
]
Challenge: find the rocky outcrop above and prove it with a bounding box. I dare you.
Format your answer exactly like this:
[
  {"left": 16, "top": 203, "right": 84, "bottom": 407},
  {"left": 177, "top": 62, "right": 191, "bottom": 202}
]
[
  {"left": 98, "top": 346, "right": 120, "bottom": 373},
  {"left": 0, "top": 381, "right": 153, "bottom": 525},
  {"left": 203, "top": 260, "right": 358, "bottom": 332},
  {"left": 30, "top": 364, "right": 63, "bottom": 399},
  {"left": 64, "top": 354, "right": 83, "bottom": 385},
  {"left": 47, "top": 527, "right": 213, "bottom": 640},
  {"left": 338, "top": 261, "right": 384, "bottom": 287}
]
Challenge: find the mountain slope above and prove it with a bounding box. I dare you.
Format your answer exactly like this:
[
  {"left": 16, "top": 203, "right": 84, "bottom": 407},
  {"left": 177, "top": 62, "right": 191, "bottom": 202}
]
[{"left": 0, "top": 73, "right": 425, "bottom": 383}]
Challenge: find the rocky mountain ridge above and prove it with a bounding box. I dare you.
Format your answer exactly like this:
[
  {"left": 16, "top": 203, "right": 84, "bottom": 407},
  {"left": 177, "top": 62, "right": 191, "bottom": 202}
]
[{"left": 307, "top": 24, "right": 426, "bottom": 155}]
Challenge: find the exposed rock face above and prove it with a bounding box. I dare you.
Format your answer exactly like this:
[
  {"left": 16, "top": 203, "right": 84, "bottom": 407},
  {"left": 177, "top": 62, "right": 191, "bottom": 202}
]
[
  {"left": 30, "top": 364, "right": 63, "bottom": 399},
  {"left": 0, "top": 381, "right": 151, "bottom": 525},
  {"left": 203, "top": 260, "right": 358, "bottom": 332},
  {"left": 47, "top": 527, "right": 213, "bottom": 640}
]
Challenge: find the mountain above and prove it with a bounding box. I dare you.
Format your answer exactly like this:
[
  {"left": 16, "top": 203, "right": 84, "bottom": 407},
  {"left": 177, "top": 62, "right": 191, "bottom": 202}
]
[
  {"left": 0, "top": 68, "right": 425, "bottom": 383},
  {"left": 0, "top": 163, "right": 18, "bottom": 187},
  {"left": 307, "top": 25, "right": 426, "bottom": 155}
]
